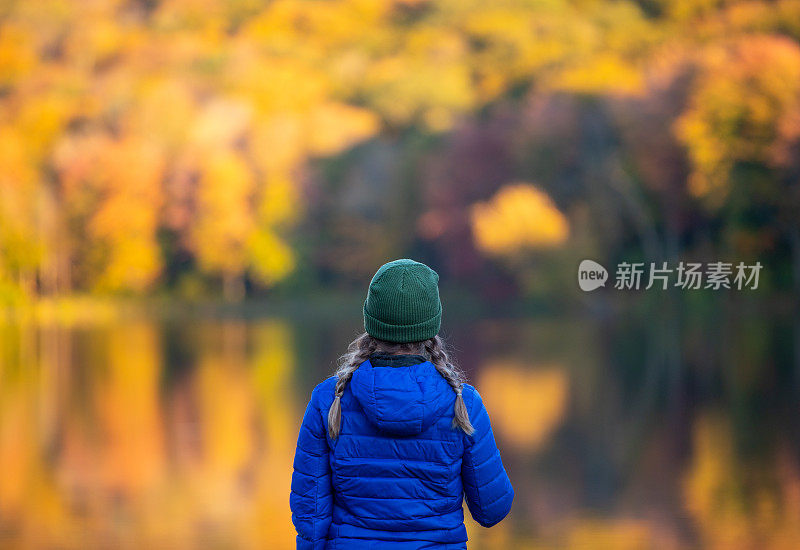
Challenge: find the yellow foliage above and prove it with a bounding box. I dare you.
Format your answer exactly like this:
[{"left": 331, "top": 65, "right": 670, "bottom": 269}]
[
  {"left": 248, "top": 227, "right": 296, "bottom": 286},
  {"left": 471, "top": 183, "right": 569, "bottom": 256},
  {"left": 189, "top": 97, "right": 253, "bottom": 152},
  {"left": 0, "top": 23, "right": 36, "bottom": 85},
  {"left": 192, "top": 150, "right": 256, "bottom": 275},
  {"left": 89, "top": 139, "right": 166, "bottom": 291},
  {"left": 49, "top": 134, "right": 166, "bottom": 291},
  {"left": 1, "top": 0, "right": 795, "bottom": 295},
  {"left": 552, "top": 53, "right": 645, "bottom": 96},
  {"left": 124, "top": 79, "right": 196, "bottom": 148},
  {"left": 16, "top": 94, "right": 75, "bottom": 160},
  {"left": 306, "top": 102, "right": 379, "bottom": 156},
  {"left": 667, "top": 0, "right": 726, "bottom": 21},
  {"left": 365, "top": 53, "right": 476, "bottom": 129},
  {"left": 258, "top": 174, "right": 300, "bottom": 227},
  {"left": 0, "top": 0, "right": 668, "bottom": 295},
  {"left": 0, "top": 130, "right": 40, "bottom": 271},
  {"left": 250, "top": 113, "right": 306, "bottom": 173}
]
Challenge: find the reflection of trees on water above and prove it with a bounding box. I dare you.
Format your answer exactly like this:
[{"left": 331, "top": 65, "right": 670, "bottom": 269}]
[
  {"left": 478, "top": 362, "right": 568, "bottom": 453},
  {"left": 0, "top": 320, "right": 300, "bottom": 549},
  {"left": 1, "top": 308, "right": 799, "bottom": 549},
  {"left": 593, "top": 293, "right": 800, "bottom": 548},
  {"left": 464, "top": 299, "right": 800, "bottom": 548}
]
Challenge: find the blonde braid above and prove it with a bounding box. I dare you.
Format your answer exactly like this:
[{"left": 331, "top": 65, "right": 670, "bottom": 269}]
[
  {"left": 328, "top": 333, "right": 379, "bottom": 439},
  {"left": 424, "top": 335, "right": 474, "bottom": 435}
]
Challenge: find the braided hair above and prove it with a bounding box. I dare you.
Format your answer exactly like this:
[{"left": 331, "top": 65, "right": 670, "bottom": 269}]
[
  {"left": 327, "top": 333, "right": 474, "bottom": 439},
  {"left": 327, "top": 333, "right": 378, "bottom": 439},
  {"left": 424, "top": 335, "right": 474, "bottom": 435}
]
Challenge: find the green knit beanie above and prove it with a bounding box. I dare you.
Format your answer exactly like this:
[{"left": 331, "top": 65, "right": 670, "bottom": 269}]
[{"left": 363, "top": 258, "right": 442, "bottom": 343}]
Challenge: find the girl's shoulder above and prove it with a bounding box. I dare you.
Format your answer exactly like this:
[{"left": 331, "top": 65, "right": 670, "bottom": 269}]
[
  {"left": 309, "top": 376, "right": 337, "bottom": 411},
  {"left": 460, "top": 383, "right": 484, "bottom": 412}
]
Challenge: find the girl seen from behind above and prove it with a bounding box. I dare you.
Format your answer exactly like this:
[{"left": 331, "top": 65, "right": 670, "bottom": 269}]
[{"left": 290, "top": 258, "right": 514, "bottom": 549}]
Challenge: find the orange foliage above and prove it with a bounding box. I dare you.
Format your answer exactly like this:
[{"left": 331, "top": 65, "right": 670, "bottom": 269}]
[{"left": 675, "top": 35, "right": 800, "bottom": 203}]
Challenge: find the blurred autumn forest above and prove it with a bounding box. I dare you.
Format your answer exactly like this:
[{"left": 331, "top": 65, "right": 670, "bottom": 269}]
[
  {"left": 2, "top": 0, "right": 800, "bottom": 304},
  {"left": 5, "top": 4, "right": 800, "bottom": 548}
]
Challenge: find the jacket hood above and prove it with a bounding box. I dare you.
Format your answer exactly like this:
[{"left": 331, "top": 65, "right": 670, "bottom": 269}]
[{"left": 349, "top": 356, "right": 454, "bottom": 436}]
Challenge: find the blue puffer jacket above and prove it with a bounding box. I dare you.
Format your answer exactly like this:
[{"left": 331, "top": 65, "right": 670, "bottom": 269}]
[{"left": 290, "top": 353, "right": 514, "bottom": 549}]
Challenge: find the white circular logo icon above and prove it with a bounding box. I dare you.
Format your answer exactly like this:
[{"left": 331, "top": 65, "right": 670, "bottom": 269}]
[{"left": 578, "top": 259, "right": 608, "bottom": 291}]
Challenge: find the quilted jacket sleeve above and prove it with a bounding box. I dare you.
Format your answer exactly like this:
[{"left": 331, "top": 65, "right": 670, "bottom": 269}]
[
  {"left": 461, "top": 386, "right": 514, "bottom": 527},
  {"left": 290, "top": 388, "right": 333, "bottom": 550}
]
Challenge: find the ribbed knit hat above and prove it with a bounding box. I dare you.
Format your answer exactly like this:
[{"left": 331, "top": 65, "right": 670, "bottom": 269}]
[{"left": 363, "top": 259, "right": 442, "bottom": 343}]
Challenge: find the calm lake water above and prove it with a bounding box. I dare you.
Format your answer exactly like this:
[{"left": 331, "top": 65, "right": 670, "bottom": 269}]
[{"left": 1, "top": 295, "right": 798, "bottom": 549}]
